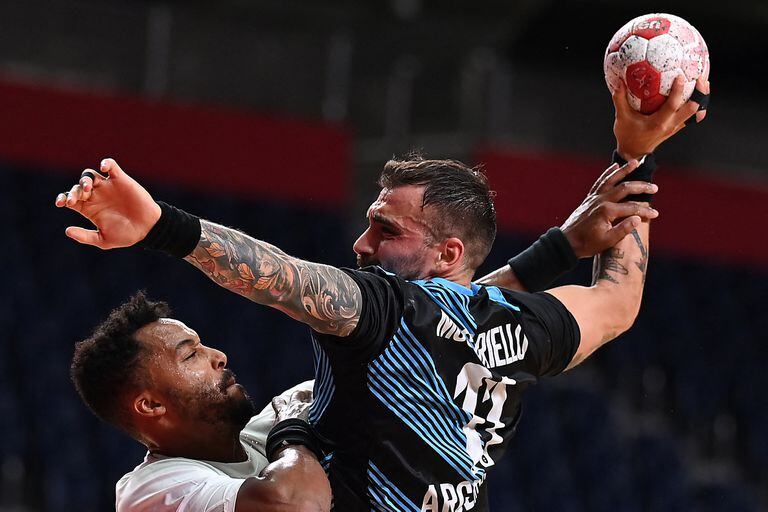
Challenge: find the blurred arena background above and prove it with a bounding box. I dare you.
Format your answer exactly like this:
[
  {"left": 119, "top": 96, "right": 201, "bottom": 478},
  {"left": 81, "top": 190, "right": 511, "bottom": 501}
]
[{"left": 0, "top": 0, "right": 766, "bottom": 510}]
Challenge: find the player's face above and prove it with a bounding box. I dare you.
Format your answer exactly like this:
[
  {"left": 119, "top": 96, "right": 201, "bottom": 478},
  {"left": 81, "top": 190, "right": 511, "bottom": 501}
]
[
  {"left": 353, "top": 185, "right": 441, "bottom": 280},
  {"left": 136, "top": 319, "right": 255, "bottom": 430}
]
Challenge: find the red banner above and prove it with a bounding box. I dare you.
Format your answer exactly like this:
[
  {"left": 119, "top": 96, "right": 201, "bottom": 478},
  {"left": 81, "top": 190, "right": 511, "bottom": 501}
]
[
  {"left": 0, "top": 80, "right": 350, "bottom": 207},
  {"left": 477, "top": 147, "right": 768, "bottom": 269},
  {"left": 1, "top": 79, "right": 764, "bottom": 268}
]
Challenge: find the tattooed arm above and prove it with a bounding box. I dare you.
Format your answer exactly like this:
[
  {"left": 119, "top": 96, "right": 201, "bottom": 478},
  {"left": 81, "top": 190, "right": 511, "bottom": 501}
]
[
  {"left": 546, "top": 219, "right": 650, "bottom": 370},
  {"left": 474, "top": 160, "right": 658, "bottom": 292},
  {"left": 185, "top": 220, "right": 362, "bottom": 337},
  {"left": 52, "top": 158, "right": 361, "bottom": 337}
]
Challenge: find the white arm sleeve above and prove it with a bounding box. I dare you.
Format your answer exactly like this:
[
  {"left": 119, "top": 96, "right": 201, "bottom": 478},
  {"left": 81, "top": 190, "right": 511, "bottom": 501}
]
[{"left": 116, "top": 459, "right": 245, "bottom": 512}]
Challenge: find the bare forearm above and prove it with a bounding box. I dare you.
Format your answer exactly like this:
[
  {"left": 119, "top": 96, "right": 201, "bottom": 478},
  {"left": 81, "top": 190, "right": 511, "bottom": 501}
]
[
  {"left": 550, "top": 220, "right": 649, "bottom": 370},
  {"left": 475, "top": 267, "right": 528, "bottom": 291},
  {"left": 591, "top": 221, "right": 649, "bottom": 339},
  {"left": 184, "top": 220, "right": 361, "bottom": 336},
  {"left": 237, "top": 447, "right": 331, "bottom": 512},
  {"left": 593, "top": 221, "right": 649, "bottom": 292}
]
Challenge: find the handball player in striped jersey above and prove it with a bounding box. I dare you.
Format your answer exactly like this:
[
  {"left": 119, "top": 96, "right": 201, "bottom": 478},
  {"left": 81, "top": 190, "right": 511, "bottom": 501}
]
[{"left": 58, "top": 74, "right": 707, "bottom": 511}]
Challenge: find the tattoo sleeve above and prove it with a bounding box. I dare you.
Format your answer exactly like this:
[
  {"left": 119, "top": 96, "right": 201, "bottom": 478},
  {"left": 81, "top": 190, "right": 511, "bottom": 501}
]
[{"left": 184, "top": 220, "right": 362, "bottom": 337}]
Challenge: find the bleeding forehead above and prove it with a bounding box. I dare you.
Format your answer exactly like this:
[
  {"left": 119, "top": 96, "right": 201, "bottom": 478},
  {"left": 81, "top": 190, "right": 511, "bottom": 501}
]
[{"left": 136, "top": 318, "right": 198, "bottom": 351}]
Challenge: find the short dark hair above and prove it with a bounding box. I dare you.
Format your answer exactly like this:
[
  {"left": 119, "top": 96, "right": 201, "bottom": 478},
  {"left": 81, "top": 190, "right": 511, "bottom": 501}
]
[
  {"left": 71, "top": 291, "right": 170, "bottom": 434},
  {"left": 379, "top": 153, "right": 497, "bottom": 270}
]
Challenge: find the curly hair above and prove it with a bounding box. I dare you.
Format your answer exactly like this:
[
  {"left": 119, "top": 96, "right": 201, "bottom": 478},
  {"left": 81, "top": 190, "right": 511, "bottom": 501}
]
[
  {"left": 71, "top": 291, "right": 170, "bottom": 433},
  {"left": 379, "top": 152, "right": 497, "bottom": 270}
]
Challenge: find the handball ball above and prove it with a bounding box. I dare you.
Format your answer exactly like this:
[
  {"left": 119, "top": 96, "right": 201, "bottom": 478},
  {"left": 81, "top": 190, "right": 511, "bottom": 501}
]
[{"left": 604, "top": 13, "right": 709, "bottom": 114}]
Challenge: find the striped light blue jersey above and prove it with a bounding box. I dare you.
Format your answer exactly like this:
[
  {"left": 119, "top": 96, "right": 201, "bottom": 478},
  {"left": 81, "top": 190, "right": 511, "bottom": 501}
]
[{"left": 309, "top": 266, "right": 580, "bottom": 511}]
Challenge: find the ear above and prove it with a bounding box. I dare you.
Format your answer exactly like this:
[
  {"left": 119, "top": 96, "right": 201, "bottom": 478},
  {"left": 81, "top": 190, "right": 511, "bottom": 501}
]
[
  {"left": 133, "top": 391, "right": 166, "bottom": 418},
  {"left": 436, "top": 237, "right": 465, "bottom": 270}
]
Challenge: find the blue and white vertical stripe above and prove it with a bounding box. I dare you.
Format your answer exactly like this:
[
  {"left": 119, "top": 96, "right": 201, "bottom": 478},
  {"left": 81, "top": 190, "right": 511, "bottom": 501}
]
[
  {"left": 367, "top": 461, "right": 421, "bottom": 512},
  {"left": 415, "top": 280, "right": 478, "bottom": 335},
  {"left": 309, "top": 336, "right": 335, "bottom": 424},
  {"left": 368, "top": 320, "right": 483, "bottom": 482}
]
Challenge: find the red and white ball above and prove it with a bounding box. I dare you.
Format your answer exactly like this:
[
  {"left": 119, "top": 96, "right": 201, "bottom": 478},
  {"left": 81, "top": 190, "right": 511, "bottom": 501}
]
[{"left": 604, "top": 13, "right": 709, "bottom": 114}]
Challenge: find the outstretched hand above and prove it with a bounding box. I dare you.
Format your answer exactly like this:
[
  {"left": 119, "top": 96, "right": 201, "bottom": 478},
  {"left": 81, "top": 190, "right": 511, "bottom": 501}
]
[
  {"left": 561, "top": 159, "right": 658, "bottom": 258},
  {"left": 54, "top": 159, "right": 161, "bottom": 249},
  {"left": 614, "top": 73, "right": 710, "bottom": 160}
]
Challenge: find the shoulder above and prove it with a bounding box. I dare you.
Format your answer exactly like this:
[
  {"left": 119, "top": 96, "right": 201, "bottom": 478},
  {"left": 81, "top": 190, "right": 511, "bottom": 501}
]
[
  {"left": 344, "top": 265, "right": 406, "bottom": 287},
  {"left": 116, "top": 455, "right": 243, "bottom": 512},
  {"left": 485, "top": 286, "right": 571, "bottom": 316},
  {"left": 488, "top": 288, "right": 581, "bottom": 376},
  {"left": 313, "top": 267, "right": 410, "bottom": 353},
  {"left": 116, "top": 455, "right": 223, "bottom": 496},
  {"left": 413, "top": 277, "right": 480, "bottom": 297},
  {"left": 476, "top": 285, "right": 578, "bottom": 344}
]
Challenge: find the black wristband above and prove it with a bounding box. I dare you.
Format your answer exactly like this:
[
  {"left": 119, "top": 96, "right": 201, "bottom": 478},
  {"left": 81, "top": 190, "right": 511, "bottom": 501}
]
[
  {"left": 612, "top": 150, "right": 657, "bottom": 203},
  {"left": 137, "top": 201, "right": 201, "bottom": 258},
  {"left": 507, "top": 227, "right": 578, "bottom": 292},
  {"left": 266, "top": 419, "right": 324, "bottom": 462}
]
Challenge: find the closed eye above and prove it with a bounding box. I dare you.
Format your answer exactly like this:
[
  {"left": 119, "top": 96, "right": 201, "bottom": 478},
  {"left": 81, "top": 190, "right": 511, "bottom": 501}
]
[
  {"left": 184, "top": 351, "right": 197, "bottom": 361},
  {"left": 381, "top": 228, "right": 399, "bottom": 238},
  {"left": 371, "top": 213, "right": 402, "bottom": 238}
]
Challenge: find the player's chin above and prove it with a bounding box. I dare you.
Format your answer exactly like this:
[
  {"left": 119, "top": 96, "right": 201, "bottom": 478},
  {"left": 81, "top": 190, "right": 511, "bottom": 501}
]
[
  {"left": 357, "top": 256, "right": 378, "bottom": 268},
  {"left": 226, "top": 383, "right": 246, "bottom": 396},
  {"left": 229, "top": 394, "right": 257, "bottom": 427}
]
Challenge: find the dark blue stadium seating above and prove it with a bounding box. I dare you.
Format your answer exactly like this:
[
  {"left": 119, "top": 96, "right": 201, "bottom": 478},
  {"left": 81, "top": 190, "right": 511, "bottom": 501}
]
[{"left": 1, "top": 164, "right": 764, "bottom": 511}]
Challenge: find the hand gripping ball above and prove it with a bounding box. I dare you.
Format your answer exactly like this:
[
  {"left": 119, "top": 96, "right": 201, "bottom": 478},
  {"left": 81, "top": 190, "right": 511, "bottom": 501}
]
[{"left": 604, "top": 13, "right": 709, "bottom": 114}]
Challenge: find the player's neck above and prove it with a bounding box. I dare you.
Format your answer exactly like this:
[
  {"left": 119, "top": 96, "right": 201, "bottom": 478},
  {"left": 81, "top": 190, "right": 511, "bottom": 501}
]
[{"left": 431, "top": 268, "right": 473, "bottom": 288}]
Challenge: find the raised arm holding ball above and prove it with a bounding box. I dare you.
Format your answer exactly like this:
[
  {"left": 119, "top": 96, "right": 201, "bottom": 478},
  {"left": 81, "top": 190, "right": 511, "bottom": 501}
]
[{"left": 55, "top": 15, "right": 709, "bottom": 509}]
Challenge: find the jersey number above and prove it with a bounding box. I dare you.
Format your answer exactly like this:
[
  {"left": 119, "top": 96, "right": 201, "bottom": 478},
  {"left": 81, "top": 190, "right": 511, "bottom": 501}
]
[{"left": 453, "top": 362, "right": 516, "bottom": 469}]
